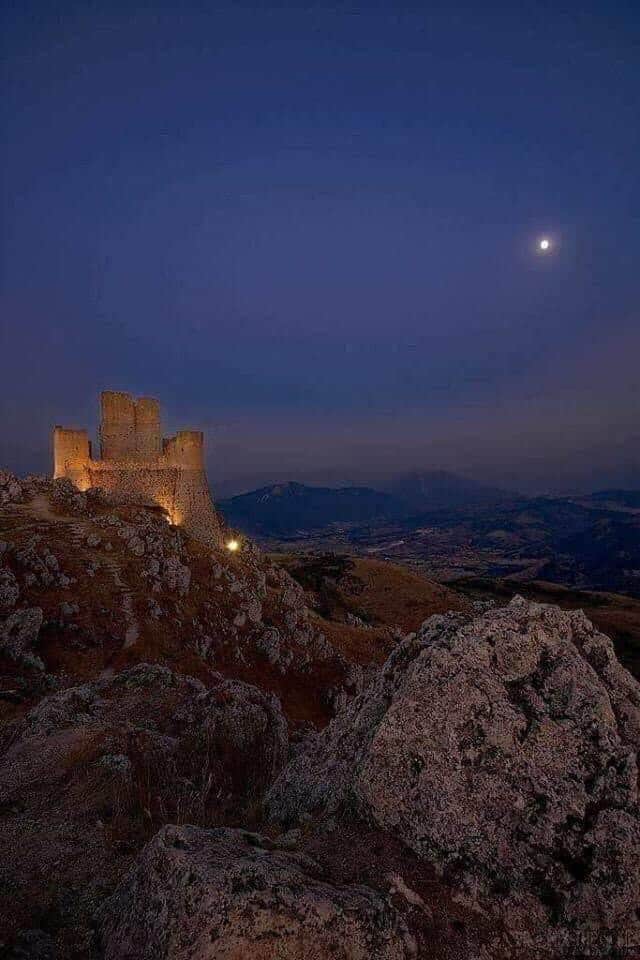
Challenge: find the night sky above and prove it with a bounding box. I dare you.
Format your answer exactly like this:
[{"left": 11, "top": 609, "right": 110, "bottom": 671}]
[{"left": 2, "top": 2, "right": 639, "bottom": 496}]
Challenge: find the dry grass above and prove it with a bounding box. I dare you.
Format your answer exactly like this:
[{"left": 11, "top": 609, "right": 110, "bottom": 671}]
[
  {"left": 274, "top": 552, "right": 470, "bottom": 633},
  {"left": 316, "top": 617, "right": 396, "bottom": 666},
  {"left": 110, "top": 730, "right": 216, "bottom": 841},
  {"left": 346, "top": 556, "right": 470, "bottom": 631},
  {"left": 105, "top": 722, "right": 272, "bottom": 847}
]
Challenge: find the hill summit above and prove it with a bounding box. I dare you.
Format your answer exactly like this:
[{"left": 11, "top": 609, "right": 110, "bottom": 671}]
[{"left": 219, "top": 481, "right": 404, "bottom": 537}]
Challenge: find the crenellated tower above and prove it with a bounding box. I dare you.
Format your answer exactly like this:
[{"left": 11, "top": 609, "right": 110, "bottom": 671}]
[{"left": 53, "top": 392, "right": 221, "bottom": 547}]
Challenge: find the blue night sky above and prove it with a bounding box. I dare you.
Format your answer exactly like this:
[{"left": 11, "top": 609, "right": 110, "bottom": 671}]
[{"left": 1, "top": 2, "right": 639, "bottom": 495}]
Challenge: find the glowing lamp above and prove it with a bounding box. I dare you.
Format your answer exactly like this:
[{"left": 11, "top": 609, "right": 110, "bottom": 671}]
[
  {"left": 226, "top": 538, "right": 240, "bottom": 552},
  {"left": 538, "top": 237, "right": 551, "bottom": 252}
]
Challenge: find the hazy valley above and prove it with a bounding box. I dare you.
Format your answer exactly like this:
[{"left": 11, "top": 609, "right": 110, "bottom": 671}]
[{"left": 220, "top": 477, "right": 640, "bottom": 598}]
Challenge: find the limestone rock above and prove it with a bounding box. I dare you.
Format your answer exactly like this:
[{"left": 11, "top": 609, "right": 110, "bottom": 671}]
[
  {"left": 0, "top": 607, "right": 44, "bottom": 666},
  {"left": 267, "top": 598, "right": 640, "bottom": 954},
  {"left": 127, "top": 536, "right": 145, "bottom": 556},
  {"left": 22, "top": 682, "right": 99, "bottom": 737},
  {"left": 98, "top": 824, "right": 412, "bottom": 960},
  {"left": 188, "top": 677, "right": 288, "bottom": 796},
  {"left": 0, "top": 566, "right": 19, "bottom": 611},
  {"left": 4, "top": 928, "right": 55, "bottom": 960},
  {"left": 50, "top": 477, "right": 87, "bottom": 514},
  {"left": 161, "top": 555, "right": 190, "bottom": 595},
  {"left": 0, "top": 665, "right": 287, "bottom": 813},
  {"left": 0, "top": 470, "right": 24, "bottom": 503},
  {"left": 60, "top": 601, "right": 79, "bottom": 619}
]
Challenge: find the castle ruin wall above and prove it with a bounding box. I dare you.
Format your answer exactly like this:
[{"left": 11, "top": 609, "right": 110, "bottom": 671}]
[
  {"left": 99, "top": 392, "right": 162, "bottom": 460},
  {"left": 53, "top": 427, "right": 92, "bottom": 486},
  {"left": 53, "top": 393, "right": 222, "bottom": 547}
]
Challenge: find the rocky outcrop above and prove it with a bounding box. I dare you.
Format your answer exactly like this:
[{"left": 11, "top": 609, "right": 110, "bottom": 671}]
[
  {"left": 0, "top": 607, "right": 43, "bottom": 668},
  {"left": 0, "top": 566, "right": 19, "bottom": 611},
  {"left": 0, "top": 470, "right": 24, "bottom": 504},
  {"left": 0, "top": 470, "right": 90, "bottom": 514},
  {"left": 0, "top": 664, "right": 288, "bottom": 816},
  {"left": 0, "top": 471, "right": 363, "bottom": 722},
  {"left": 267, "top": 598, "right": 640, "bottom": 954},
  {"left": 98, "top": 824, "right": 413, "bottom": 960}
]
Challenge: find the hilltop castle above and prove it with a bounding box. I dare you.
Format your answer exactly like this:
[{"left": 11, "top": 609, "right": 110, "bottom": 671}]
[{"left": 53, "top": 391, "right": 222, "bottom": 546}]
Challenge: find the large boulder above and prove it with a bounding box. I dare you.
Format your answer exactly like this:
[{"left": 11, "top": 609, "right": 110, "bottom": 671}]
[
  {"left": 267, "top": 598, "right": 640, "bottom": 954},
  {"left": 98, "top": 824, "right": 413, "bottom": 960},
  {"left": 0, "top": 664, "right": 288, "bottom": 816},
  {"left": 0, "top": 666, "right": 289, "bottom": 956}
]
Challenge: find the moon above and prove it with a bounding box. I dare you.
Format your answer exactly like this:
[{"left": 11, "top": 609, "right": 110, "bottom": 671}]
[{"left": 538, "top": 237, "right": 551, "bottom": 252}]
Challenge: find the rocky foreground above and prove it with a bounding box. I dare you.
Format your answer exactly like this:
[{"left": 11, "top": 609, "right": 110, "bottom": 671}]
[{"left": 1, "top": 470, "right": 639, "bottom": 959}]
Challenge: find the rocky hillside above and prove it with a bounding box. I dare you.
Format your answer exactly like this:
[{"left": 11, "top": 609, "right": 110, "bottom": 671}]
[
  {"left": 0, "top": 470, "right": 370, "bottom": 730},
  {"left": 268, "top": 598, "right": 640, "bottom": 958},
  {"left": 1, "top": 469, "right": 639, "bottom": 959},
  {"left": 274, "top": 552, "right": 469, "bottom": 632}
]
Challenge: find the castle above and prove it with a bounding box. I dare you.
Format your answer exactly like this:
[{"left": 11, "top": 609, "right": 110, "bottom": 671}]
[{"left": 53, "top": 391, "right": 222, "bottom": 547}]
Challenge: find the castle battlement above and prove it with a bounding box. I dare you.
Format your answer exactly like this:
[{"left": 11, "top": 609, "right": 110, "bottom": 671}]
[{"left": 53, "top": 392, "right": 221, "bottom": 546}]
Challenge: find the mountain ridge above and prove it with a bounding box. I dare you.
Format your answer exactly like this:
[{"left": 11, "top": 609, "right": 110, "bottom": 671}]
[
  {"left": 385, "top": 469, "right": 517, "bottom": 510},
  {"left": 218, "top": 472, "right": 517, "bottom": 537},
  {"left": 218, "top": 481, "right": 406, "bottom": 537}
]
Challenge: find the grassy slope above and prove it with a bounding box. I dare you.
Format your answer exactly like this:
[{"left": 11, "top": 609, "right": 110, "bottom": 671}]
[{"left": 273, "top": 551, "right": 471, "bottom": 670}]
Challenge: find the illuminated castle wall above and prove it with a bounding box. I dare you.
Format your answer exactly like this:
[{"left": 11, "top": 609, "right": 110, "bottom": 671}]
[{"left": 53, "top": 392, "right": 222, "bottom": 547}]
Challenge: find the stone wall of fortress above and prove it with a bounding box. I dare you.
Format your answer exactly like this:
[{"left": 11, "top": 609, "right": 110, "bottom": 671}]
[
  {"left": 99, "top": 391, "right": 162, "bottom": 460},
  {"left": 53, "top": 393, "right": 222, "bottom": 547}
]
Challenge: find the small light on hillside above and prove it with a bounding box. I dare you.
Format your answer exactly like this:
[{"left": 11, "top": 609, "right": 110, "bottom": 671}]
[{"left": 226, "top": 538, "right": 240, "bottom": 552}]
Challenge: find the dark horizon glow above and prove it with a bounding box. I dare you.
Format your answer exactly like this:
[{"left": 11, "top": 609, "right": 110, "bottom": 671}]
[{"left": 1, "top": 2, "right": 639, "bottom": 497}]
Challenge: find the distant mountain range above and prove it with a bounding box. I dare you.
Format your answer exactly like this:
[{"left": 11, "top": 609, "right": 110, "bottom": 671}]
[
  {"left": 218, "top": 481, "right": 404, "bottom": 537},
  {"left": 386, "top": 470, "right": 514, "bottom": 510},
  {"left": 580, "top": 489, "right": 640, "bottom": 509},
  {"left": 218, "top": 472, "right": 517, "bottom": 538},
  {"left": 218, "top": 479, "right": 640, "bottom": 598}
]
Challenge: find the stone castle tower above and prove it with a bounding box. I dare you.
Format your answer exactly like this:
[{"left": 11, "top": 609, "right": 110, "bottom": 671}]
[{"left": 53, "top": 391, "right": 222, "bottom": 547}]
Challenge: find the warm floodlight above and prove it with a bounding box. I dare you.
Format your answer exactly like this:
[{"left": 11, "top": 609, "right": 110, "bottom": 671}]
[{"left": 226, "top": 538, "right": 240, "bottom": 552}]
